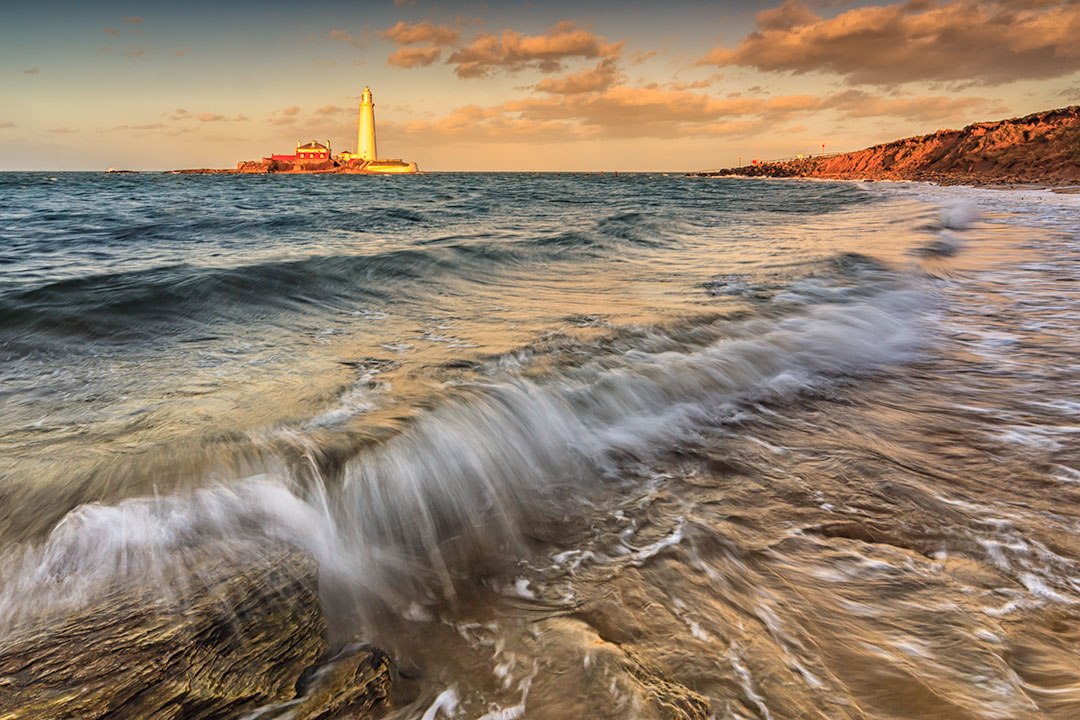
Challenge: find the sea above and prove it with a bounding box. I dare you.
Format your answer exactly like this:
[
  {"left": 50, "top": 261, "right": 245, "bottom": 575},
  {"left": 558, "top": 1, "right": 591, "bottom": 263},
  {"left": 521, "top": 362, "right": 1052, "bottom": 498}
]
[{"left": 2, "top": 172, "right": 1080, "bottom": 719}]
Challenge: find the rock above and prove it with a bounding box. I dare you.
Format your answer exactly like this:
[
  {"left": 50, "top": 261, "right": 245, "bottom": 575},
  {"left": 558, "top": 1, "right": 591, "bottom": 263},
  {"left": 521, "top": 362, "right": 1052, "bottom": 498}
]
[
  {"left": 287, "top": 645, "right": 394, "bottom": 720},
  {"left": 0, "top": 546, "right": 392, "bottom": 720},
  {"left": 695, "top": 105, "right": 1080, "bottom": 185}
]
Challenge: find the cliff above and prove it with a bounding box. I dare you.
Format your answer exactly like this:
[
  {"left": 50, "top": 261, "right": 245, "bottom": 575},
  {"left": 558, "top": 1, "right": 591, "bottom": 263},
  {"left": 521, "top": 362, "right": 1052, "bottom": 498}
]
[{"left": 696, "top": 106, "right": 1080, "bottom": 185}]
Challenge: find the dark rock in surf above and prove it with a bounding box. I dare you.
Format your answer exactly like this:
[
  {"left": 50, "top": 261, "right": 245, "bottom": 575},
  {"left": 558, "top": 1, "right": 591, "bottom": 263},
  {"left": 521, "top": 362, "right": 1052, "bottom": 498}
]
[{"left": 0, "top": 546, "right": 392, "bottom": 720}]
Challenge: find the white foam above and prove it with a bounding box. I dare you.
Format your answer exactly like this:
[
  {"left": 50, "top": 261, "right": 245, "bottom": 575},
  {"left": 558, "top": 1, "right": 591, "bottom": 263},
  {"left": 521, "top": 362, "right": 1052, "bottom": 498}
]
[{"left": 0, "top": 265, "right": 933, "bottom": 629}]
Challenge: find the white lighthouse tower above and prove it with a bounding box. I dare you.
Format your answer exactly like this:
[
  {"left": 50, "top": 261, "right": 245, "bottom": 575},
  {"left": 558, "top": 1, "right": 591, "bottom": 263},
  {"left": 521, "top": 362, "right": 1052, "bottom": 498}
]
[{"left": 357, "top": 86, "right": 377, "bottom": 162}]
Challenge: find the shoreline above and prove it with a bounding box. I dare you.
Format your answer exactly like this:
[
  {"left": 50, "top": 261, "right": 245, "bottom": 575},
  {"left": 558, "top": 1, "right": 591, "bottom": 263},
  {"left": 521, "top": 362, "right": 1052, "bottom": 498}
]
[{"left": 686, "top": 172, "right": 1080, "bottom": 195}]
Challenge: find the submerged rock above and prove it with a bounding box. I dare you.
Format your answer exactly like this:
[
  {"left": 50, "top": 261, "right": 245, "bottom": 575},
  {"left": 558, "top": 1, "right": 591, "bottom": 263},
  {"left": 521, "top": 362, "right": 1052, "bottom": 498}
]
[{"left": 0, "top": 546, "right": 391, "bottom": 720}]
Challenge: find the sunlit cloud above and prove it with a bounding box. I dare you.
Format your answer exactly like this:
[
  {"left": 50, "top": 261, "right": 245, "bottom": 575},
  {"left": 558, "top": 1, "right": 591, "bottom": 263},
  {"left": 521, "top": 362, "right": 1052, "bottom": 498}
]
[
  {"left": 328, "top": 29, "right": 363, "bottom": 48},
  {"left": 387, "top": 85, "right": 1005, "bottom": 142},
  {"left": 48, "top": 127, "right": 78, "bottom": 134},
  {"left": 698, "top": 0, "right": 1080, "bottom": 85},
  {"left": 197, "top": 112, "right": 226, "bottom": 122},
  {"left": 110, "top": 123, "right": 168, "bottom": 132},
  {"left": 535, "top": 59, "right": 623, "bottom": 94},
  {"left": 0, "top": 122, "right": 16, "bottom": 129},
  {"left": 388, "top": 45, "right": 443, "bottom": 68},
  {"left": 380, "top": 20, "right": 460, "bottom": 46},
  {"left": 174, "top": 48, "right": 191, "bottom": 57},
  {"left": 23, "top": 67, "right": 40, "bottom": 75},
  {"left": 820, "top": 90, "right": 1006, "bottom": 122},
  {"left": 445, "top": 22, "right": 623, "bottom": 78}
]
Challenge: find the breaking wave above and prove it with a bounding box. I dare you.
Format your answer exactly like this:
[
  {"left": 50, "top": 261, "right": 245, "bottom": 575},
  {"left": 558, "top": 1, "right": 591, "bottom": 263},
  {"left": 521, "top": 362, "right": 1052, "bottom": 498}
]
[{"left": 0, "top": 259, "right": 932, "bottom": 630}]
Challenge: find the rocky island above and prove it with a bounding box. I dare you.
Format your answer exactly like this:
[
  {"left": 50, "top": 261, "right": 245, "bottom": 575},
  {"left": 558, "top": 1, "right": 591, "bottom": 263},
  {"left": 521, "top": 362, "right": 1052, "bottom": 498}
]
[
  {"left": 177, "top": 87, "right": 419, "bottom": 175},
  {"left": 692, "top": 105, "right": 1080, "bottom": 186}
]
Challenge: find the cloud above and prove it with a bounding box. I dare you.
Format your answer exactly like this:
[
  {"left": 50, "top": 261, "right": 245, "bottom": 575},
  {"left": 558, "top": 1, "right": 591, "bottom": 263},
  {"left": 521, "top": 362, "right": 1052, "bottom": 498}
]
[
  {"left": 48, "top": 127, "right": 78, "bottom": 134},
  {"left": 315, "top": 105, "right": 346, "bottom": 116},
  {"left": 174, "top": 48, "right": 190, "bottom": 57},
  {"left": 124, "top": 16, "right": 142, "bottom": 25},
  {"left": 269, "top": 106, "right": 302, "bottom": 125},
  {"left": 329, "top": 29, "right": 362, "bottom": 48},
  {"left": 380, "top": 20, "right": 460, "bottom": 46},
  {"left": 756, "top": 0, "right": 820, "bottom": 30},
  {"left": 111, "top": 123, "right": 167, "bottom": 132},
  {"left": 667, "top": 74, "right": 724, "bottom": 91},
  {"left": 698, "top": 0, "right": 1080, "bottom": 85},
  {"left": 536, "top": 59, "right": 622, "bottom": 94},
  {"left": 123, "top": 47, "right": 144, "bottom": 58},
  {"left": 446, "top": 22, "right": 623, "bottom": 78},
  {"left": 0, "top": 122, "right": 15, "bottom": 129},
  {"left": 394, "top": 0, "right": 418, "bottom": 6},
  {"left": 388, "top": 44, "right": 443, "bottom": 68},
  {"left": 23, "top": 67, "right": 39, "bottom": 74},
  {"left": 819, "top": 90, "right": 1006, "bottom": 122},
  {"left": 197, "top": 112, "right": 225, "bottom": 122},
  {"left": 104, "top": 28, "right": 120, "bottom": 37},
  {"left": 387, "top": 84, "right": 1006, "bottom": 142}
]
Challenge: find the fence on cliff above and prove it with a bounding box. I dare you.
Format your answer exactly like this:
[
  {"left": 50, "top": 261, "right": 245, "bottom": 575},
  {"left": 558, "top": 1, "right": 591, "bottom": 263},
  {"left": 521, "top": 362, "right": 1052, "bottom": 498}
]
[{"left": 691, "top": 151, "right": 846, "bottom": 175}]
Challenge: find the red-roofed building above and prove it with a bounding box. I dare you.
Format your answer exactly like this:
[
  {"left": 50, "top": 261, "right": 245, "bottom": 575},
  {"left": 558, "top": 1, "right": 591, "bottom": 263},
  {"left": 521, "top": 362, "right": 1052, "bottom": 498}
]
[{"left": 270, "top": 140, "right": 331, "bottom": 163}]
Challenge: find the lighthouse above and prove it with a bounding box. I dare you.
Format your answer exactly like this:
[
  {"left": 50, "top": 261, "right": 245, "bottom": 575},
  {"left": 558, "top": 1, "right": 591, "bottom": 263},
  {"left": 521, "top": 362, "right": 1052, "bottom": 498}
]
[{"left": 357, "top": 86, "right": 377, "bottom": 162}]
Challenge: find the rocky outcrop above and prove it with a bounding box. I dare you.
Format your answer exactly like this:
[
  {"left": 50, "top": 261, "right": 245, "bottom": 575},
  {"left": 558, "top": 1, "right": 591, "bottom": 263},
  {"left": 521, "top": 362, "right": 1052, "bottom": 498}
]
[
  {"left": 0, "top": 547, "right": 392, "bottom": 720},
  {"left": 696, "top": 105, "right": 1080, "bottom": 185}
]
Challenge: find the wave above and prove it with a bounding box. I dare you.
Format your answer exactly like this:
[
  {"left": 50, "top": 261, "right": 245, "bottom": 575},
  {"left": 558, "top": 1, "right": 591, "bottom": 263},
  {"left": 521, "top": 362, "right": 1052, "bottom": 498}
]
[
  {"left": 0, "top": 258, "right": 933, "bottom": 632},
  {"left": 0, "top": 245, "right": 517, "bottom": 344}
]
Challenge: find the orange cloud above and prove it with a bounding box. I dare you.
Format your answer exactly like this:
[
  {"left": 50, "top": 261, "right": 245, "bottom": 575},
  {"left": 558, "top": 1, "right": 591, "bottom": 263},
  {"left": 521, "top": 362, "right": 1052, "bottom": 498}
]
[
  {"left": 328, "top": 29, "right": 362, "bottom": 48},
  {"left": 386, "top": 85, "right": 1006, "bottom": 142},
  {"left": 699, "top": 0, "right": 1080, "bottom": 85},
  {"left": 197, "top": 112, "right": 225, "bottom": 122},
  {"left": 315, "top": 105, "right": 346, "bottom": 116},
  {"left": 388, "top": 45, "right": 443, "bottom": 68},
  {"left": 282, "top": 106, "right": 300, "bottom": 116},
  {"left": 380, "top": 20, "right": 460, "bottom": 46},
  {"left": 111, "top": 123, "right": 167, "bottom": 132},
  {"left": 535, "top": 59, "right": 622, "bottom": 94},
  {"left": 820, "top": 90, "right": 1006, "bottom": 122},
  {"left": 447, "top": 22, "right": 623, "bottom": 78}
]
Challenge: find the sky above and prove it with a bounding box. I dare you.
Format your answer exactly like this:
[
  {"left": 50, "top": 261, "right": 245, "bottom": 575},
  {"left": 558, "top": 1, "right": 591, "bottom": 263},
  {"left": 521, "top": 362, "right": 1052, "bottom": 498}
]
[{"left": 2, "top": 0, "right": 1077, "bottom": 171}]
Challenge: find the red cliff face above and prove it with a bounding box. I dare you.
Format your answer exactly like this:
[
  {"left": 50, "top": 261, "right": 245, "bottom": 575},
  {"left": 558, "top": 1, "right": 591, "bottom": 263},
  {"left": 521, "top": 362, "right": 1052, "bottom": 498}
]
[{"left": 712, "top": 106, "right": 1080, "bottom": 185}]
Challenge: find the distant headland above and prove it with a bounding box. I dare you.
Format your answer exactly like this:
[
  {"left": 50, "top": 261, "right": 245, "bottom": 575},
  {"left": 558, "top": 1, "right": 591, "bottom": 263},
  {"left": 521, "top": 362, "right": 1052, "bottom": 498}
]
[
  {"left": 690, "top": 106, "right": 1080, "bottom": 187},
  {"left": 176, "top": 87, "right": 419, "bottom": 175}
]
